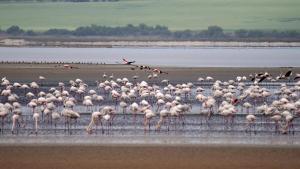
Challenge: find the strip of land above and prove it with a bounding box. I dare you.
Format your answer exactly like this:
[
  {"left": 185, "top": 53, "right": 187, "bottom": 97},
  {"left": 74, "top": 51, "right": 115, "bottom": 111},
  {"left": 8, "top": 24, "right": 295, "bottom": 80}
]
[
  {"left": 1, "top": 63, "right": 299, "bottom": 83},
  {"left": 1, "top": 38, "right": 300, "bottom": 48}
]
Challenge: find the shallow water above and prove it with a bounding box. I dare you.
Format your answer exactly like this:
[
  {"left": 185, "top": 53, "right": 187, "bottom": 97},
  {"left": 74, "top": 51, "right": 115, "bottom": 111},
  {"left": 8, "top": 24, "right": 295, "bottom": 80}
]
[
  {"left": 1, "top": 47, "right": 300, "bottom": 67},
  {"left": 1, "top": 134, "right": 299, "bottom": 146},
  {"left": 1, "top": 111, "right": 300, "bottom": 146},
  {"left": 1, "top": 83, "right": 300, "bottom": 146}
]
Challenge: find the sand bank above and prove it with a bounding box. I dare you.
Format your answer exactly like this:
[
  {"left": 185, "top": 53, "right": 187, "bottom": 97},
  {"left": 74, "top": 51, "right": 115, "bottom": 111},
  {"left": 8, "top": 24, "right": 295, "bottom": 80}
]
[{"left": 0, "top": 63, "right": 298, "bottom": 83}]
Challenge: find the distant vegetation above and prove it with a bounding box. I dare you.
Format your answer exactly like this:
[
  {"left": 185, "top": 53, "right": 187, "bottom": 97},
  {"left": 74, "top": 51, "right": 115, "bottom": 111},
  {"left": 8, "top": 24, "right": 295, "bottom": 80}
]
[{"left": 1, "top": 25, "right": 300, "bottom": 41}]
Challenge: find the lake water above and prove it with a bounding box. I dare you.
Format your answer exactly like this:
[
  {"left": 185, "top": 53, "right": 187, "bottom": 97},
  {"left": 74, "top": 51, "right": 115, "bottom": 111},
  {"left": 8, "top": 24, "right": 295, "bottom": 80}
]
[{"left": 0, "top": 47, "right": 300, "bottom": 67}]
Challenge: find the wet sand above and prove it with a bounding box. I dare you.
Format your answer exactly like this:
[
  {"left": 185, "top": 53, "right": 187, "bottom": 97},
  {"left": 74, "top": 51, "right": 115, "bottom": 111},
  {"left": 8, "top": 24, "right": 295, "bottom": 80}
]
[
  {"left": 0, "top": 63, "right": 299, "bottom": 83},
  {"left": 0, "top": 144, "right": 299, "bottom": 169}
]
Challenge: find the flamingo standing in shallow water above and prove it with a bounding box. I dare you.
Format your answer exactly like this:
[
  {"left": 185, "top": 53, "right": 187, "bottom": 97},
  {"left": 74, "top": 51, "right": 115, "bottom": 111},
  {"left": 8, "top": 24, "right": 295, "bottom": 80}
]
[
  {"left": 130, "top": 102, "right": 139, "bottom": 126},
  {"left": 32, "top": 110, "right": 40, "bottom": 135},
  {"left": 156, "top": 109, "right": 170, "bottom": 132},
  {"left": 61, "top": 109, "right": 80, "bottom": 134},
  {"left": 51, "top": 111, "right": 60, "bottom": 133},
  {"left": 245, "top": 114, "right": 256, "bottom": 134},
  {"left": 0, "top": 105, "right": 9, "bottom": 134},
  {"left": 86, "top": 111, "right": 105, "bottom": 134}
]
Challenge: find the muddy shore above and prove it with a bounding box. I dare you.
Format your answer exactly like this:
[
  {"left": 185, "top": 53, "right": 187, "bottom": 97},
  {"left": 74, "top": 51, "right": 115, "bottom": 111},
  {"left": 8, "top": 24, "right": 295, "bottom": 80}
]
[
  {"left": 0, "top": 144, "right": 299, "bottom": 169},
  {"left": 0, "top": 63, "right": 299, "bottom": 83}
]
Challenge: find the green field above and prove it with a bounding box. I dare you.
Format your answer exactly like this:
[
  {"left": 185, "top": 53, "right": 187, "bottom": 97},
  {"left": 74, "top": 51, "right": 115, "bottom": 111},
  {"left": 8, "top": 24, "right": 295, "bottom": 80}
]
[{"left": 0, "top": 0, "right": 299, "bottom": 31}]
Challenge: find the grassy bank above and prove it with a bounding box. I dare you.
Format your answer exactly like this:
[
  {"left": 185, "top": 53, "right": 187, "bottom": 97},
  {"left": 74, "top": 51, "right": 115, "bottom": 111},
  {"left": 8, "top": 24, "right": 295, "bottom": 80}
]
[{"left": 0, "top": 0, "right": 299, "bottom": 31}]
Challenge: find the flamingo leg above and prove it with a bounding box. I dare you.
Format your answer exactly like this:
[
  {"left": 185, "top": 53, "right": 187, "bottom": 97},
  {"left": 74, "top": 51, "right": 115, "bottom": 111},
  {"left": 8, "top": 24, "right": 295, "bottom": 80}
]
[
  {"left": 54, "top": 120, "right": 57, "bottom": 134},
  {"left": 101, "top": 121, "right": 104, "bottom": 134},
  {"left": 1, "top": 117, "right": 4, "bottom": 134}
]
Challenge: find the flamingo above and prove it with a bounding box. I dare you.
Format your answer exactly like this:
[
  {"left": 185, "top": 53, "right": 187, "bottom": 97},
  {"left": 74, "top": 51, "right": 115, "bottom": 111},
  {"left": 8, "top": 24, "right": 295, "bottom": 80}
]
[
  {"left": 245, "top": 114, "right": 256, "bottom": 134},
  {"left": 11, "top": 110, "right": 23, "bottom": 135},
  {"left": 156, "top": 99, "right": 165, "bottom": 112},
  {"left": 202, "top": 97, "right": 216, "bottom": 122},
  {"left": 83, "top": 98, "right": 93, "bottom": 112},
  {"left": 119, "top": 101, "right": 128, "bottom": 119},
  {"left": 270, "top": 114, "right": 282, "bottom": 134},
  {"left": 100, "top": 106, "right": 116, "bottom": 133},
  {"left": 156, "top": 109, "right": 170, "bottom": 131},
  {"left": 140, "top": 106, "right": 155, "bottom": 133},
  {"left": 130, "top": 102, "right": 139, "bottom": 125},
  {"left": 219, "top": 101, "right": 236, "bottom": 130},
  {"left": 243, "top": 102, "right": 252, "bottom": 114},
  {"left": 61, "top": 109, "right": 80, "bottom": 134},
  {"left": 0, "top": 105, "right": 9, "bottom": 134},
  {"left": 86, "top": 111, "right": 105, "bottom": 134},
  {"left": 281, "top": 111, "right": 294, "bottom": 135},
  {"left": 32, "top": 110, "right": 40, "bottom": 135},
  {"left": 39, "top": 76, "right": 46, "bottom": 86},
  {"left": 51, "top": 111, "right": 60, "bottom": 133}
]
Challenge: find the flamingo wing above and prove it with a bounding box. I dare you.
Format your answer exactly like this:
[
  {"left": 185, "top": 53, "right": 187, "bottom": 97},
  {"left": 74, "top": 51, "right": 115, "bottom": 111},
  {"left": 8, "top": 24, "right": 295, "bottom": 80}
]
[{"left": 123, "top": 58, "right": 128, "bottom": 62}]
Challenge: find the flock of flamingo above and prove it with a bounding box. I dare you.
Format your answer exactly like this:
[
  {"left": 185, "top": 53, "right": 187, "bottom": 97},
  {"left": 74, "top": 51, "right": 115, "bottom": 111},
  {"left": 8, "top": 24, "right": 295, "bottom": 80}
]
[{"left": 1, "top": 69, "right": 300, "bottom": 136}]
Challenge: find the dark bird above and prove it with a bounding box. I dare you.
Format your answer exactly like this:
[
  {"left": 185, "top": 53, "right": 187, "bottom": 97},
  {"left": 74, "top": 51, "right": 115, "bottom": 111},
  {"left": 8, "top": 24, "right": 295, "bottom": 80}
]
[
  {"left": 153, "top": 68, "right": 168, "bottom": 74},
  {"left": 257, "top": 72, "right": 264, "bottom": 77},
  {"left": 284, "top": 70, "right": 292, "bottom": 78},
  {"left": 231, "top": 97, "right": 239, "bottom": 106},
  {"left": 258, "top": 76, "right": 267, "bottom": 83},
  {"left": 249, "top": 74, "right": 255, "bottom": 82},
  {"left": 139, "top": 65, "right": 152, "bottom": 71},
  {"left": 139, "top": 65, "right": 145, "bottom": 70},
  {"left": 63, "top": 64, "right": 79, "bottom": 69},
  {"left": 123, "top": 58, "right": 136, "bottom": 65},
  {"left": 276, "top": 72, "right": 284, "bottom": 80},
  {"left": 294, "top": 73, "right": 300, "bottom": 80}
]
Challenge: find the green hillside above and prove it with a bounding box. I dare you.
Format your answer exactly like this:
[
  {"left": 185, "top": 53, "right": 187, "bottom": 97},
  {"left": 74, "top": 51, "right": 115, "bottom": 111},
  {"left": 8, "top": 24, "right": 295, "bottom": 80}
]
[{"left": 0, "top": 0, "right": 299, "bottom": 31}]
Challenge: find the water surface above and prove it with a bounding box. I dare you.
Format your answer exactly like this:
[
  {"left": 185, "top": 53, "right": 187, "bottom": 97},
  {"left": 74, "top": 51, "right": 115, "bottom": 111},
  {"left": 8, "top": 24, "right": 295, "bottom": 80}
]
[{"left": 0, "top": 47, "right": 300, "bottom": 67}]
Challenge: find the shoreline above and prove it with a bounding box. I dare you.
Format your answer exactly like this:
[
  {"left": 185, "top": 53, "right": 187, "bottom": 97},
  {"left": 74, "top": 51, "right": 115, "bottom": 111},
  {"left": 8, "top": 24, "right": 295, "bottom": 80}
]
[
  {"left": 1, "top": 38, "right": 300, "bottom": 48},
  {"left": 1, "top": 143, "right": 299, "bottom": 148},
  {"left": 1, "top": 144, "right": 299, "bottom": 169},
  {"left": 1, "top": 63, "right": 299, "bottom": 82}
]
